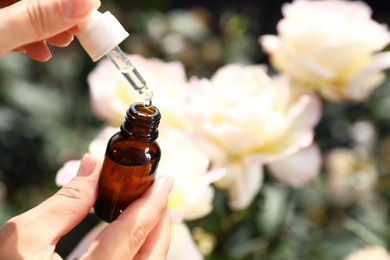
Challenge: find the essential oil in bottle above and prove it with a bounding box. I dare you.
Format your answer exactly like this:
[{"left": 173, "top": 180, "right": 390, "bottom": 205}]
[{"left": 94, "top": 102, "right": 161, "bottom": 223}]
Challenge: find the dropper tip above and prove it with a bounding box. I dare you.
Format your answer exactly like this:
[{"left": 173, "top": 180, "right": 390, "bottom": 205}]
[{"left": 142, "top": 87, "right": 154, "bottom": 107}]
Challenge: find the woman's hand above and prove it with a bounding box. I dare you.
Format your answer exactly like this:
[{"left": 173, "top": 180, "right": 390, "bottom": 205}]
[
  {"left": 0, "top": 154, "right": 173, "bottom": 259},
  {"left": 0, "top": 0, "right": 100, "bottom": 61}
]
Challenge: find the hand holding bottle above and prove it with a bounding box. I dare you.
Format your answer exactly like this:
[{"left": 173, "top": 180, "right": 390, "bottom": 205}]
[
  {"left": 0, "top": 0, "right": 100, "bottom": 61},
  {"left": 0, "top": 154, "right": 173, "bottom": 259}
]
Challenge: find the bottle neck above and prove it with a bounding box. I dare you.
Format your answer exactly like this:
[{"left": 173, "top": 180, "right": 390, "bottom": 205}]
[{"left": 120, "top": 102, "right": 161, "bottom": 141}]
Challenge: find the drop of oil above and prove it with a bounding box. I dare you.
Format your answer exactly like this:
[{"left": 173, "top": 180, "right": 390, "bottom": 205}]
[
  {"left": 144, "top": 99, "right": 152, "bottom": 107},
  {"left": 142, "top": 88, "right": 154, "bottom": 108}
]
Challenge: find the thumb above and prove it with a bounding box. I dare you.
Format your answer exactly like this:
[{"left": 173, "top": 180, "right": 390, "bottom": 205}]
[
  {"left": 15, "top": 153, "right": 101, "bottom": 245},
  {"left": 0, "top": 0, "right": 95, "bottom": 56}
]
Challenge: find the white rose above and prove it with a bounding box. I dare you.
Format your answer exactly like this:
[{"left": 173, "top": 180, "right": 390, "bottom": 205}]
[
  {"left": 87, "top": 54, "right": 192, "bottom": 129},
  {"left": 260, "top": 0, "right": 390, "bottom": 102},
  {"left": 188, "top": 64, "right": 321, "bottom": 209}
]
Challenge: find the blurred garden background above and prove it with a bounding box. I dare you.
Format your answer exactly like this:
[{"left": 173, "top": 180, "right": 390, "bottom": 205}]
[{"left": 1, "top": 0, "right": 390, "bottom": 259}]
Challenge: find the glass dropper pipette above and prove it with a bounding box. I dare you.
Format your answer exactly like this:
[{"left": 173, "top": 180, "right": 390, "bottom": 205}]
[
  {"left": 76, "top": 9, "right": 153, "bottom": 106},
  {"left": 106, "top": 46, "right": 153, "bottom": 107}
]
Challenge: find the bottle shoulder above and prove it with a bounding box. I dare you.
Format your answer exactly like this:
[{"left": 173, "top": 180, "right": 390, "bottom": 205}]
[
  {"left": 106, "top": 132, "right": 161, "bottom": 166},
  {"left": 108, "top": 132, "right": 160, "bottom": 148}
]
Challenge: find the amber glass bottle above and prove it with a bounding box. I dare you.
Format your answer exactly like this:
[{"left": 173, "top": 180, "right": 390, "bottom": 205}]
[{"left": 94, "top": 102, "right": 161, "bottom": 223}]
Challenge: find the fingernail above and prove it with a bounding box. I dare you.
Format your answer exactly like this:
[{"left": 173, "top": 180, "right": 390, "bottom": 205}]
[
  {"left": 76, "top": 153, "right": 96, "bottom": 177},
  {"left": 62, "top": 0, "right": 93, "bottom": 19},
  {"left": 157, "top": 175, "right": 174, "bottom": 193}
]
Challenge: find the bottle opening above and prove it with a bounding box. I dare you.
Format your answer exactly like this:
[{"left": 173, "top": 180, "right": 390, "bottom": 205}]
[
  {"left": 132, "top": 102, "right": 159, "bottom": 117},
  {"left": 122, "top": 102, "right": 161, "bottom": 140}
]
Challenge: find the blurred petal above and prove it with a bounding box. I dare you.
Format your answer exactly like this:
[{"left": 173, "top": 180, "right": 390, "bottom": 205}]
[
  {"left": 289, "top": 93, "right": 322, "bottom": 129},
  {"left": 267, "top": 144, "right": 321, "bottom": 188},
  {"left": 345, "top": 51, "right": 390, "bottom": 101},
  {"left": 55, "top": 159, "right": 81, "bottom": 186},
  {"left": 184, "top": 187, "right": 214, "bottom": 221},
  {"left": 343, "top": 245, "right": 390, "bottom": 260},
  {"left": 158, "top": 127, "right": 223, "bottom": 220},
  {"left": 248, "top": 131, "right": 314, "bottom": 165},
  {"left": 350, "top": 51, "right": 390, "bottom": 84},
  {"left": 170, "top": 210, "right": 184, "bottom": 223},
  {"left": 287, "top": 54, "right": 335, "bottom": 83},
  {"left": 168, "top": 223, "right": 203, "bottom": 260},
  {"left": 259, "top": 35, "right": 286, "bottom": 71},
  {"left": 88, "top": 127, "right": 118, "bottom": 159},
  {"left": 218, "top": 162, "right": 264, "bottom": 210},
  {"left": 183, "top": 168, "right": 226, "bottom": 220}
]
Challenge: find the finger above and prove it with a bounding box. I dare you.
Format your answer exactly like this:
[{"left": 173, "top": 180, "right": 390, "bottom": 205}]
[
  {"left": 0, "top": 0, "right": 94, "bottom": 56},
  {"left": 13, "top": 47, "right": 26, "bottom": 53},
  {"left": 10, "top": 154, "right": 101, "bottom": 246},
  {"left": 83, "top": 175, "right": 174, "bottom": 259},
  {"left": 67, "top": 222, "right": 108, "bottom": 260},
  {"left": 67, "top": 25, "right": 80, "bottom": 35},
  {"left": 134, "top": 209, "right": 171, "bottom": 260},
  {"left": 23, "top": 41, "right": 52, "bottom": 61},
  {"left": 47, "top": 31, "right": 74, "bottom": 47},
  {"left": 65, "top": 0, "right": 101, "bottom": 35}
]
